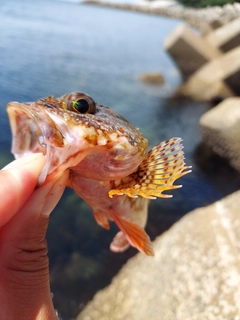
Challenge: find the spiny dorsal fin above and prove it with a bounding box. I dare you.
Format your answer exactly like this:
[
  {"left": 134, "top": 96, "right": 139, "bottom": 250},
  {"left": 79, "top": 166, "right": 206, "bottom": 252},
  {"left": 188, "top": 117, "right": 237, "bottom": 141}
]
[{"left": 109, "top": 137, "right": 191, "bottom": 200}]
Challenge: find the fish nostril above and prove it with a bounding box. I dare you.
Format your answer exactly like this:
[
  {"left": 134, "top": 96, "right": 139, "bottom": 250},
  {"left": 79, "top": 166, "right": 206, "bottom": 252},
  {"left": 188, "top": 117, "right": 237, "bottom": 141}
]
[{"left": 38, "top": 136, "right": 47, "bottom": 148}]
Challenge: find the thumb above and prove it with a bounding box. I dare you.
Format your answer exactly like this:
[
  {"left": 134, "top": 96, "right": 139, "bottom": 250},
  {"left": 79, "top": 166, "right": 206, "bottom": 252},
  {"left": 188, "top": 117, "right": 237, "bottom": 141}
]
[
  {"left": 0, "top": 153, "right": 45, "bottom": 227},
  {"left": 1, "top": 169, "right": 69, "bottom": 243}
]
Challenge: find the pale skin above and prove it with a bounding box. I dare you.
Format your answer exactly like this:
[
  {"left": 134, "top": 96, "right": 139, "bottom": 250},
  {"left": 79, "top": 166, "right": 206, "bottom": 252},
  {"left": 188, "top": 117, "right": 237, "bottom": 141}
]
[{"left": 0, "top": 153, "right": 69, "bottom": 320}]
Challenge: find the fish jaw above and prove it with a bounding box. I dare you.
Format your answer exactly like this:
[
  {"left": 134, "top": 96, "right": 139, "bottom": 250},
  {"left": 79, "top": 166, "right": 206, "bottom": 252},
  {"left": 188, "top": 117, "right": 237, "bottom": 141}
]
[{"left": 6, "top": 101, "right": 91, "bottom": 184}]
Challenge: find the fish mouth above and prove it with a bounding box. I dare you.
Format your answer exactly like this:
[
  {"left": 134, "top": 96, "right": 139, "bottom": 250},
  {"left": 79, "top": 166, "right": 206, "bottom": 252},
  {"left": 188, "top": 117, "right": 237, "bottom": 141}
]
[
  {"left": 6, "top": 101, "right": 68, "bottom": 184},
  {"left": 7, "top": 102, "right": 47, "bottom": 156},
  {"left": 7, "top": 101, "right": 66, "bottom": 154}
]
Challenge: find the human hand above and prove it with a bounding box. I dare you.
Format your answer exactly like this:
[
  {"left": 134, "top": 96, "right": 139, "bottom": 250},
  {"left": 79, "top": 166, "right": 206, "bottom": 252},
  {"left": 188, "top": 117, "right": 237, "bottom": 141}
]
[{"left": 0, "top": 153, "right": 68, "bottom": 320}]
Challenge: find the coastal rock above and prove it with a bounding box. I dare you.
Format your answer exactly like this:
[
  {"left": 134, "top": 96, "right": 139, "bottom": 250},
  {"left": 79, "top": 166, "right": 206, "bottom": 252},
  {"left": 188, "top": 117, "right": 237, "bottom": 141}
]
[
  {"left": 139, "top": 73, "right": 164, "bottom": 85},
  {"left": 77, "top": 190, "right": 240, "bottom": 320},
  {"left": 164, "top": 24, "right": 221, "bottom": 79},
  {"left": 200, "top": 97, "right": 240, "bottom": 172}
]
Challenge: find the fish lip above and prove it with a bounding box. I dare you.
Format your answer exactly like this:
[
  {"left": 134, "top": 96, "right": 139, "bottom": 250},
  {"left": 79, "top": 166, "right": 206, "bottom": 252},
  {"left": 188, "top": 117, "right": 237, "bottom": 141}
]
[{"left": 6, "top": 101, "right": 47, "bottom": 158}]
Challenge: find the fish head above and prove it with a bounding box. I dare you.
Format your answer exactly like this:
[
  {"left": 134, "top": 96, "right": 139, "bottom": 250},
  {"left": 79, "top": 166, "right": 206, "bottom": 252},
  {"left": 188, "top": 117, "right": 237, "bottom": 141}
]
[{"left": 7, "top": 92, "right": 148, "bottom": 184}]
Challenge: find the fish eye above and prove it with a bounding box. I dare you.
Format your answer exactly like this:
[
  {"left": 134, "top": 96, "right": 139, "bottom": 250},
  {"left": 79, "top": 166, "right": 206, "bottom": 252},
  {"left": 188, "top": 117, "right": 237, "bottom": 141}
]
[
  {"left": 62, "top": 92, "right": 96, "bottom": 114},
  {"left": 72, "top": 98, "right": 90, "bottom": 114}
]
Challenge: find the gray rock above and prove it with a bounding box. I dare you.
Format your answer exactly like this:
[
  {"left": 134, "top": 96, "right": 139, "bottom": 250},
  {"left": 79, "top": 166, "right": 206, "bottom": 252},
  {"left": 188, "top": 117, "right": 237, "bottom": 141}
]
[
  {"left": 200, "top": 97, "right": 240, "bottom": 172},
  {"left": 77, "top": 190, "right": 240, "bottom": 320}
]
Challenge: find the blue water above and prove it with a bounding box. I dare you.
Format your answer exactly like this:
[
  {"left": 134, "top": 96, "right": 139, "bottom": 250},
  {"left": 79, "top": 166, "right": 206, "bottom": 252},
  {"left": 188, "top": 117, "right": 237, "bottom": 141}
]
[{"left": 1, "top": 0, "right": 240, "bottom": 319}]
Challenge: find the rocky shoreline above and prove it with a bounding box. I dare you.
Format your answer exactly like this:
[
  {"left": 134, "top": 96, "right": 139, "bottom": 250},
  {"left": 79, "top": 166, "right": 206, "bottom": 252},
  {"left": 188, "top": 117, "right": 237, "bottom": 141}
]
[{"left": 83, "top": 0, "right": 240, "bottom": 33}]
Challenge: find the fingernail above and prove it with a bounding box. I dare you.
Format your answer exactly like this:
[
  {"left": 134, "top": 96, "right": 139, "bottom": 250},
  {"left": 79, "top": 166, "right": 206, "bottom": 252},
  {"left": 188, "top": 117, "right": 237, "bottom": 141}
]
[{"left": 3, "top": 153, "right": 44, "bottom": 170}]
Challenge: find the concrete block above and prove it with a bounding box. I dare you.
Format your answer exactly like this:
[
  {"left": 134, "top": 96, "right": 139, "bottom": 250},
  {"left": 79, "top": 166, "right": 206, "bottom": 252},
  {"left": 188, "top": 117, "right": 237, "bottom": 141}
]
[
  {"left": 200, "top": 97, "right": 240, "bottom": 172},
  {"left": 201, "top": 18, "right": 225, "bottom": 36},
  {"left": 164, "top": 24, "right": 221, "bottom": 79},
  {"left": 204, "top": 17, "right": 240, "bottom": 52},
  {"left": 177, "top": 46, "right": 240, "bottom": 100},
  {"left": 209, "top": 18, "right": 224, "bottom": 30}
]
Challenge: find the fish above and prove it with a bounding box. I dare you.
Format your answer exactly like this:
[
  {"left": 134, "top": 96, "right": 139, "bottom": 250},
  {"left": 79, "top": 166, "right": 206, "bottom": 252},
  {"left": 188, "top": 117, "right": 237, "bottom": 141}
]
[{"left": 6, "top": 92, "right": 191, "bottom": 256}]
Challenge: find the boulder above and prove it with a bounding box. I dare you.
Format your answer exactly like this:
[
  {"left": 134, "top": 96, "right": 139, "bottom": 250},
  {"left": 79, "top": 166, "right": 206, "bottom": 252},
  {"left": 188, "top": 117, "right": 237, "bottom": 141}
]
[
  {"left": 177, "top": 46, "right": 240, "bottom": 100},
  {"left": 204, "top": 17, "right": 240, "bottom": 52},
  {"left": 77, "top": 190, "right": 240, "bottom": 320},
  {"left": 164, "top": 24, "right": 221, "bottom": 79},
  {"left": 200, "top": 97, "right": 240, "bottom": 172},
  {"left": 139, "top": 73, "right": 164, "bottom": 85}
]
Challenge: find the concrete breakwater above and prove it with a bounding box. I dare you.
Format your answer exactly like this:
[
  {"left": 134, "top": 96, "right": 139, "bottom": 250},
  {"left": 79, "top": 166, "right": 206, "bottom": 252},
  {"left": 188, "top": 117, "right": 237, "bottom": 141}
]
[
  {"left": 165, "top": 17, "right": 240, "bottom": 101},
  {"left": 83, "top": 1, "right": 240, "bottom": 34},
  {"left": 84, "top": 1, "right": 240, "bottom": 101},
  {"left": 84, "top": 0, "right": 240, "bottom": 101},
  {"left": 83, "top": 0, "right": 240, "bottom": 176},
  {"left": 162, "top": 5, "right": 240, "bottom": 170}
]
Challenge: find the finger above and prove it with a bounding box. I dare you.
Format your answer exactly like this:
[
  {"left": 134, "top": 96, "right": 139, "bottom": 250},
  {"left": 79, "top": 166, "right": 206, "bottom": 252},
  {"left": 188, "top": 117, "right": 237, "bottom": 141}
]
[
  {"left": 0, "top": 154, "right": 45, "bottom": 227},
  {"left": 24, "top": 169, "right": 69, "bottom": 218},
  {"left": 0, "top": 170, "right": 69, "bottom": 244}
]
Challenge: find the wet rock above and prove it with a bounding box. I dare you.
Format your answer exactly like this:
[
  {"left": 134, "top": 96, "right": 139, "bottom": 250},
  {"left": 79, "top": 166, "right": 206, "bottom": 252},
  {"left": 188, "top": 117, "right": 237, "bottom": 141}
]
[
  {"left": 77, "top": 190, "right": 240, "bottom": 320},
  {"left": 139, "top": 73, "right": 164, "bottom": 85},
  {"left": 200, "top": 97, "right": 240, "bottom": 172},
  {"left": 164, "top": 24, "right": 221, "bottom": 79}
]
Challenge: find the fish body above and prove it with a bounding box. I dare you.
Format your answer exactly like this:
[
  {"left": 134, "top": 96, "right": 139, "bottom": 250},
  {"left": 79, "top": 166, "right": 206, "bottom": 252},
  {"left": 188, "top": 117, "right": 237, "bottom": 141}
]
[{"left": 7, "top": 92, "right": 191, "bottom": 255}]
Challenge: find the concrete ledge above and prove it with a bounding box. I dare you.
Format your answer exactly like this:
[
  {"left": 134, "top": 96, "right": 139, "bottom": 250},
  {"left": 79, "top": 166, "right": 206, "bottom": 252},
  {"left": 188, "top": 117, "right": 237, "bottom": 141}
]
[
  {"left": 77, "top": 190, "right": 240, "bottom": 320},
  {"left": 164, "top": 24, "right": 221, "bottom": 79},
  {"left": 200, "top": 97, "right": 240, "bottom": 172}
]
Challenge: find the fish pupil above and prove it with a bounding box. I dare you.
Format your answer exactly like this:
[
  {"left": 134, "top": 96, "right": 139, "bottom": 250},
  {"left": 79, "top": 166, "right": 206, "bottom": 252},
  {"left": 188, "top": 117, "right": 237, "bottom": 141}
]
[{"left": 73, "top": 99, "right": 89, "bottom": 113}]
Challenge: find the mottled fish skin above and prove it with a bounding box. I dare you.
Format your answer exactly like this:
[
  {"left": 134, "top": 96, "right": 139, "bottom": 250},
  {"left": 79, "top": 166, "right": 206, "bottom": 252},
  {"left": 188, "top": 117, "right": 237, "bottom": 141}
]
[{"left": 7, "top": 92, "right": 191, "bottom": 255}]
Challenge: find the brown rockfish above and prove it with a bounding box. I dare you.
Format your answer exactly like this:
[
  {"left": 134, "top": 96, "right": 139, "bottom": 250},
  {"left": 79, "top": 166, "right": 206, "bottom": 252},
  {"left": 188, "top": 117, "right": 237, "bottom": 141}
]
[{"left": 7, "top": 92, "right": 191, "bottom": 256}]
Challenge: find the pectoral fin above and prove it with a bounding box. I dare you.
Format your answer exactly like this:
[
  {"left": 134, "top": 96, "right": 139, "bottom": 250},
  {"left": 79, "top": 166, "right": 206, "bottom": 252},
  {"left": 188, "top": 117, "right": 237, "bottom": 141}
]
[
  {"left": 93, "top": 211, "right": 110, "bottom": 230},
  {"left": 110, "top": 231, "right": 130, "bottom": 253},
  {"left": 109, "top": 137, "right": 191, "bottom": 200},
  {"left": 109, "top": 210, "right": 154, "bottom": 256}
]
